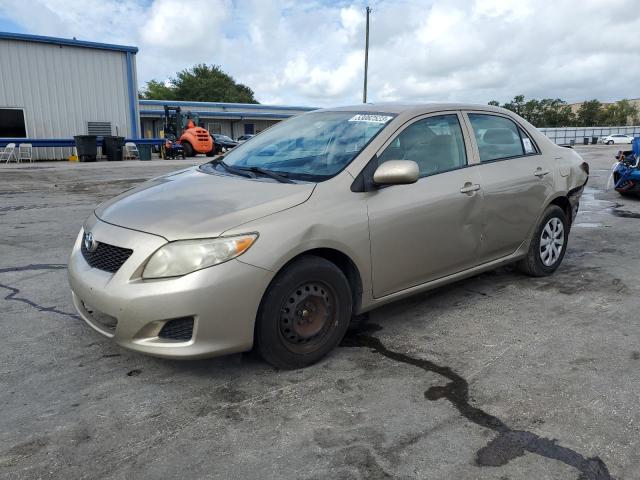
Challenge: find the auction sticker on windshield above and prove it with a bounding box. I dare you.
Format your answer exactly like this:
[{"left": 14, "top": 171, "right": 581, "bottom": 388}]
[{"left": 348, "top": 114, "right": 393, "bottom": 123}]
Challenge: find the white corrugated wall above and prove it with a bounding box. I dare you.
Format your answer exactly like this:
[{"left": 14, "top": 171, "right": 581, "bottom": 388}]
[{"left": 0, "top": 39, "right": 135, "bottom": 159}]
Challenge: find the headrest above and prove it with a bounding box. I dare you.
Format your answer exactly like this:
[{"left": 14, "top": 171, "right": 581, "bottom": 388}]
[
  {"left": 429, "top": 134, "right": 453, "bottom": 147},
  {"left": 483, "top": 128, "right": 517, "bottom": 145},
  {"left": 403, "top": 125, "right": 436, "bottom": 145}
]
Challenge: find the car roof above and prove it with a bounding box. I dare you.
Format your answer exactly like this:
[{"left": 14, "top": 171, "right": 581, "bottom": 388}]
[{"left": 315, "top": 102, "right": 512, "bottom": 116}]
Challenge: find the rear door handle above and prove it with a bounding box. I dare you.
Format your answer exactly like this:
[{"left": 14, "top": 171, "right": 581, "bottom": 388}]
[
  {"left": 534, "top": 168, "right": 550, "bottom": 177},
  {"left": 460, "top": 183, "right": 481, "bottom": 194}
]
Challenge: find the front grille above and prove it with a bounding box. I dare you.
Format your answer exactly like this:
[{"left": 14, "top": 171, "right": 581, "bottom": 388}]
[
  {"left": 158, "top": 317, "right": 194, "bottom": 341},
  {"left": 81, "top": 240, "right": 133, "bottom": 273}
]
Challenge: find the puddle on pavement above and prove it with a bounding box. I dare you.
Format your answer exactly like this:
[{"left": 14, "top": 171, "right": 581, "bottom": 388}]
[
  {"left": 577, "top": 187, "right": 640, "bottom": 223},
  {"left": 578, "top": 187, "right": 616, "bottom": 214},
  {"left": 608, "top": 208, "right": 640, "bottom": 219}
]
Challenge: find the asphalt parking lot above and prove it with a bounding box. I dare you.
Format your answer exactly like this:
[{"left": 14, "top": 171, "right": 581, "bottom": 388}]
[{"left": 1, "top": 145, "right": 639, "bottom": 480}]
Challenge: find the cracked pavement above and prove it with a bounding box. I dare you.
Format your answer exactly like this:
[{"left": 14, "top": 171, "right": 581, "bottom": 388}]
[{"left": 1, "top": 148, "right": 640, "bottom": 479}]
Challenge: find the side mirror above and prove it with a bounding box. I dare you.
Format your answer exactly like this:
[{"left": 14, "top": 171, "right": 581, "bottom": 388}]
[{"left": 373, "top": 160, "right": 419, "bottom": 186}]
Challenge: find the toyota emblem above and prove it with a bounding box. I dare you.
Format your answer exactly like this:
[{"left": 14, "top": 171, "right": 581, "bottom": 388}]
[{"left": 84, "top": 232, "right": 98, "bottom": 252}]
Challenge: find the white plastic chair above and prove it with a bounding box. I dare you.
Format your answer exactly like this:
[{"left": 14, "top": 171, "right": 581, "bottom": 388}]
[
  {"left": 0, "top": 143, "right": 17, "bottom": 163},
  {"left": 124, "top": 142, "right": 139, "bottom": 160},
  {"left": 18, "top": 143, "right": 33, "bottom": 163}
]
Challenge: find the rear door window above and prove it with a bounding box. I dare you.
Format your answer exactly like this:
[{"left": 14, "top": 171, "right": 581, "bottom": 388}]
[{"left": 468, "top": 113, "right": 536, "bottom": 162}]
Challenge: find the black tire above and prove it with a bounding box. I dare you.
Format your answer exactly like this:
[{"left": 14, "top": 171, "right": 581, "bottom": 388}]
[
  {"left": 518, "top": 205, "right": 569, "bottom": 277},
  {"left": 607, "top": 140, "right": 614, "bottom": 145},
  {"left": 206, "top": 149, "right": 215, "bottom": 157},
  {"left": 181, "top": 142, "right": 194, "bottom": 157},
  {"left": 255, "top": 256, "right": 352, "bottom": 369}
]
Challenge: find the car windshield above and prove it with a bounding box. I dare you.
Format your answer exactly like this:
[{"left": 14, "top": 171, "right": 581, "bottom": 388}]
[
  {"left": 215, "top": 135, "right": 234, "bottom": 142},
  {"left": 203, "top": 111, "right": 394, "bottom": 181}
]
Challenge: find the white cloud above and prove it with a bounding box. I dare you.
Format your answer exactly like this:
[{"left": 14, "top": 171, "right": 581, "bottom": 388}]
[
  {"left": 1, "top": 0, "right": 639, "bottom": 107},
  {"left": 140, "top": 0, "right": 229, "bottom": 49}
]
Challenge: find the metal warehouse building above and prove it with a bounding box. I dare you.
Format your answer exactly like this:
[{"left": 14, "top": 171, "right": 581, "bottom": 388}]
[
  {"left": 0, "top": 32, "right": 139, "bottom": 160},
  {"left": 0, "top": 31, "right": 314, "bottom": 160},
  {"left": 139, "top": 100, "right": 314, "bottom": 141}
]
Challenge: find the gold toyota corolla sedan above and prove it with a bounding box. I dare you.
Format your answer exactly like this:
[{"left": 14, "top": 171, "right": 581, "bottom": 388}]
[{"left": 68, "top": 103, "right": 588, "bottom": 369}]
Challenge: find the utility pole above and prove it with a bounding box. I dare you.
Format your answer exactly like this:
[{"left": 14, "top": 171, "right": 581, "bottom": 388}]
[{"left": 363, "top": 6, "right": 371, "bottom": 103}]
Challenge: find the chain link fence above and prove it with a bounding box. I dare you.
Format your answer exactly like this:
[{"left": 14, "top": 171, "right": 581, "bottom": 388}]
[{"left": 539, "top": 126, "right": 640, "bottom": 145}]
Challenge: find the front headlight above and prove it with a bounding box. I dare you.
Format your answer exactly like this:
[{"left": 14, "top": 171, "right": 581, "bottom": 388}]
[{"left": 142, "top": 234, "right": 257, "bottom": 279}]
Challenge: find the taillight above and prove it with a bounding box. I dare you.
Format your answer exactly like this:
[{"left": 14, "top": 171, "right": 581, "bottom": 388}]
[{"left": 580, "top": 162, "right": 590, "bottom": 175}]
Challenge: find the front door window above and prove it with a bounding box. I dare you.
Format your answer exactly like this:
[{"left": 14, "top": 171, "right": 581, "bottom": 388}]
[{"left": 378, "top": 114, "right": 467, "bottom": 176}]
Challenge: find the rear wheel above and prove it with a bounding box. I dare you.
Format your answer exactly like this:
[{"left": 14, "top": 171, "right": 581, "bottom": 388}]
[
  {"left": 181, "top": 142, "right": 194, "bottom": 157},
  {"left": 255, "top": 256, "right": 352, "bottom": 369},
  {"left": 518, "top": 205, "right": 568, "bottom": 277}
]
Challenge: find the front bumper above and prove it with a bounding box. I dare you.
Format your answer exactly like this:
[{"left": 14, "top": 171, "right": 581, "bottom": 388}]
[{"left": 68, "top": 215, "right": 274, "bottom": 359}]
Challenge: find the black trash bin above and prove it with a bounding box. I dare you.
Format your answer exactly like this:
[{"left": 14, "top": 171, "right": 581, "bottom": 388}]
[
  {"left": 103, "top": 136, "right": 125, "bottom": 161},
  {"left": 592, "top": 136, "right": 598, "bottom": 144},
  {"left": 583, "top": 137, "right": 589, "bottom": 145},
  {"left": 74, "top": 135, "right": 98, "bottom": 162},
  {"left": 137, "top": 144, "right": 152, "bottom": 161}
]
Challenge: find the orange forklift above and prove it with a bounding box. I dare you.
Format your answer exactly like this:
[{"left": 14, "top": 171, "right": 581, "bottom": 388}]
[{"left": 163, "top": 105, "right": 214, "bottom": 157}]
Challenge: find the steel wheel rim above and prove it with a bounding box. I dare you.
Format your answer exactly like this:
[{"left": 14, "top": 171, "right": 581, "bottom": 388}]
[
  {"left": 278, "top": 281, "right": 336, "bottom": 353},
  {"left": 539, "top": 217, "right": 564, "bottom": 267}
]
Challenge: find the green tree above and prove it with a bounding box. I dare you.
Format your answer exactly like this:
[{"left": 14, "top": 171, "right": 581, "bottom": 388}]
[
  {"left": 139, "top": 64, "right": 258, "bottom": 103},
  {"left": 502, "top": 95, "right": 526, "bottom": 116},
  {"left": 139, "top": 79, "right": 176, "bottom": 100},
  {"left": 488, "top": 100, "right": 500, "bottom": 106},
  {"left": 538, "top": 99, "right": 575, "bottom": 127},
  {"left": 491, "top": 96, "right": 575, "bottom": 127},
  {"left": 599, "top": 99, "right": 638, "bottom": 126},
  {"left": 490, "top": 96, "right": 636, "bottom": 127},
  {"left": 576, "top": 100, "right": 602, "bottom": 127}
]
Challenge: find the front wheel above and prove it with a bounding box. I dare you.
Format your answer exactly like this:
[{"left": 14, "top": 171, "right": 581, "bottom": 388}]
[
  {"left": 518, "top": 205, "right": 569, "bottom": 277},
  {"left": 607, "top": 140, "right": 614, "bottom": 145},
  {"left": 255, "top": 256, "right": 352, "bottom": 369},
  {"left": 181, "top": 142, "right": 194, "bottom": 157}
]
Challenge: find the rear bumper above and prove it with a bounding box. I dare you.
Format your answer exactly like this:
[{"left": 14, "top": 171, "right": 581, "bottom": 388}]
[
  {"left": 68, "top": 215, "right": 274, "bottom": 359},
  {"left": 567, "top": 174, "right": 588, "bottom": 223}
]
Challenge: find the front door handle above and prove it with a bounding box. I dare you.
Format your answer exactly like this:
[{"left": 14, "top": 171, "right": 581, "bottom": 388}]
[
  {"left": 460, "top": 183, "right": 481, "bottom": 194},
  {"left": 534, "top": 168, "right": 550, "bottom": 177}
]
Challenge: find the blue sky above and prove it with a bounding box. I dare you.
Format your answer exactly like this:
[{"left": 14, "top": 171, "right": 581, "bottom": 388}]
[
  {"left": 0, "top": 0, "right": 639, "bottom": 106},
  {"left": 0, "top": 16, "right": 24, "bottom": 33}
]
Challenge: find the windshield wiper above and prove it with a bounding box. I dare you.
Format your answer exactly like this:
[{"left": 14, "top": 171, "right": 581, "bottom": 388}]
[
  {"left": 237, "top": 166, "right": 295, "bottom": 184},
  {"left": 214, "top": 160, "right": 254, "bottom": 179}
]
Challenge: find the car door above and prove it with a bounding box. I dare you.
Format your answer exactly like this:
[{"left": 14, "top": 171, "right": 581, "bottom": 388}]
[
  {"left": 366, "top": 112, "right": 484, "bottom": 298},
  {"left": 463, "top": 112, "right": 555, "bottom": 262}
]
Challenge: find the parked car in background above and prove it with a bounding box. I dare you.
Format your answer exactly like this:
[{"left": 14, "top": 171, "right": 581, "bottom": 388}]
[
  {"left": 212, "top": 134, "right": 239, "bottom": 154},
  {"left": 237, "top": 134, "right": 255, "bottom": 143},
  {"left": 68, "top": 103, "right": 588, "bottom": 369},
  {"left": 601, "top": 134, "right": 634, "bottom": 145}
]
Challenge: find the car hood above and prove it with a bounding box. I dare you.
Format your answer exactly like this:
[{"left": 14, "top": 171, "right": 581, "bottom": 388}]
[{"left": 94, "top": 167, "right": 315, "bottom": 241}]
